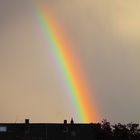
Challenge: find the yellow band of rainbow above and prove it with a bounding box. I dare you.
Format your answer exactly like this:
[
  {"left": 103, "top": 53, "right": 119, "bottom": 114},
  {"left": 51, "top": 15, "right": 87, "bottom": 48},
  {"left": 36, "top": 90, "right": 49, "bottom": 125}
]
[{"left": 36, "top": 5, "right": 99, "bottom": 123}]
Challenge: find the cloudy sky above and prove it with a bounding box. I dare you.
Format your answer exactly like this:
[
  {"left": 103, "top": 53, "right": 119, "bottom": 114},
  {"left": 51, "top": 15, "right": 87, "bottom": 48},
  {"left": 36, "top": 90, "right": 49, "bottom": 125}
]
[{"left": 0, "top": 0, "right": 140, "bottom": 123}]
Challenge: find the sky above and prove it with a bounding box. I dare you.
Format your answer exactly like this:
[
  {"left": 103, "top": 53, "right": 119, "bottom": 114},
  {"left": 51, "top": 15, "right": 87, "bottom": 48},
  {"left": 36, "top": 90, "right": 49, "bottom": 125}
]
[{"left": 0, "top": 0, "right": 140, "bottom": 123}]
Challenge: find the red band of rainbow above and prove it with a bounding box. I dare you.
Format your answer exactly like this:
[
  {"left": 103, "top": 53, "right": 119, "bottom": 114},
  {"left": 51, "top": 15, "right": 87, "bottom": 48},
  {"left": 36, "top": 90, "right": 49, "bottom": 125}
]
[{"left": 36, "top": 5, "right": 99, "bottom": 123}]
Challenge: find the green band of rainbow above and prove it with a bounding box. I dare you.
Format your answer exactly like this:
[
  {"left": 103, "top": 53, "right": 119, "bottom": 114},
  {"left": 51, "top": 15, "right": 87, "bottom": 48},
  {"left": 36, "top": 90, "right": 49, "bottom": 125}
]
[{"left": 36, "top": 5, "right": 99, "bottom": 123}]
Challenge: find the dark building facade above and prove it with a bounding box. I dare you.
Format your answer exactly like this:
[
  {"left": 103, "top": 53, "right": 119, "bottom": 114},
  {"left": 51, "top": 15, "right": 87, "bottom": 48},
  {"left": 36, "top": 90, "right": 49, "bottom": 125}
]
[{"left": 0, "top": 119, "right": 101, "bottom": 140}]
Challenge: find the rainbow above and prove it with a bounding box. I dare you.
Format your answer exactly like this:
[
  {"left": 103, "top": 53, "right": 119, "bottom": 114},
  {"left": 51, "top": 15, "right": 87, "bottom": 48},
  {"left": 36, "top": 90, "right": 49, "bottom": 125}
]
[{"left": 36, "top": 5, "right": 99, "bottom": 123}]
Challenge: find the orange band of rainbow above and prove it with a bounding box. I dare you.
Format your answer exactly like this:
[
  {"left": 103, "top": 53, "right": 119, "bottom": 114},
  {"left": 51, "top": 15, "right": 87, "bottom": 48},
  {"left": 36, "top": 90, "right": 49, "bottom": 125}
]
[{"left": 37, "top": 5, "right": 99, "bottom": 123}]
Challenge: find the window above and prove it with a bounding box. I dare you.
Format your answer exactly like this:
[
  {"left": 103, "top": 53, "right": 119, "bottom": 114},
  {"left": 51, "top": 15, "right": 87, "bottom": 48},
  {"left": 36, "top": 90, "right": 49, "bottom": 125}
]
[{"left": 0, "top": 126, "right": 7, "bottom": 132}]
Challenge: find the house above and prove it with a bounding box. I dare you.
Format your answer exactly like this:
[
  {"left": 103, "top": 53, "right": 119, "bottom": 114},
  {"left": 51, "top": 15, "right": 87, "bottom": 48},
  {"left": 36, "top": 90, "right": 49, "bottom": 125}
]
[{"left": 0, "top": 119, "right": 101, "bottom": 140}]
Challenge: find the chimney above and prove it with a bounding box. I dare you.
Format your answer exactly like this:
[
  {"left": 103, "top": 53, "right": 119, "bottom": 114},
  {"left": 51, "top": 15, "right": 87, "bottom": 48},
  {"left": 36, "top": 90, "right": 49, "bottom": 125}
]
[
  {"left": 25, "top": 119, "right": 29, "bottom": 124},
  {"left": 64, "top": 120, "right": 67, "bottom": 124}
]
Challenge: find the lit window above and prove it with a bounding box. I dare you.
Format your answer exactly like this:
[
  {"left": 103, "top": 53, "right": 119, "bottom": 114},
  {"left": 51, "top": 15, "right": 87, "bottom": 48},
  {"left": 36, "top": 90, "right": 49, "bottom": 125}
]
[{"left": 0, "top": 126, "right": 7, "bottom": 132}]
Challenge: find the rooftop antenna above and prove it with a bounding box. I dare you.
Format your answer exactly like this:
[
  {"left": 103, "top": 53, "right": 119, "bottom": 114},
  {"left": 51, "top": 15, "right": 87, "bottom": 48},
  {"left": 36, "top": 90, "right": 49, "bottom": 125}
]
[{"left": 70, "top": 117, "right": 74, "bottom": 124}]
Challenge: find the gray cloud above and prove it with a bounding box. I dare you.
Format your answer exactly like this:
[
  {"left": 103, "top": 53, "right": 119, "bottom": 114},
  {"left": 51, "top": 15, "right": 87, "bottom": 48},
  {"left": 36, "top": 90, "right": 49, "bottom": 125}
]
[{"left": 0, "top": 0, "right": 140, "bottom": 123}]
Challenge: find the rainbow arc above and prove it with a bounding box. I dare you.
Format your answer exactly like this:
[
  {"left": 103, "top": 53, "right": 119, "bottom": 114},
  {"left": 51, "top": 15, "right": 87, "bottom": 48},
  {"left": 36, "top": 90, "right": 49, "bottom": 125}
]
[{"left": 37, "top": 5, "right": 99, "bottom": 123}]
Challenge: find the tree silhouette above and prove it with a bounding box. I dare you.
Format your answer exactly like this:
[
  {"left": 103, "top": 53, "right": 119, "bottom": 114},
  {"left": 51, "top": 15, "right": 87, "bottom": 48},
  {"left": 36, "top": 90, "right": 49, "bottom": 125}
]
[
  {"left": 112, "top": 123, "right": 129, "bottom": 140},
  {"left": 100, "top": 119, "right": 112, "bottom": 140},
  {"left": 99, "top": 119, "right": 140, "bottom": 140},
  {"left": 127, "top": 123, "right": 140, "bottom": 140}
]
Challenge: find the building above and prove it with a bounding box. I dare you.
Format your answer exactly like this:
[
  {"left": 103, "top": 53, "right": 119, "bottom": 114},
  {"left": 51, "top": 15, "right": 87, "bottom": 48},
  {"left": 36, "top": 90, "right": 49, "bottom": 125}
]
[{"left": 0, "top": 119, "right": 101, "bottom": 140}]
